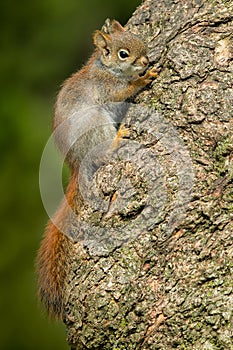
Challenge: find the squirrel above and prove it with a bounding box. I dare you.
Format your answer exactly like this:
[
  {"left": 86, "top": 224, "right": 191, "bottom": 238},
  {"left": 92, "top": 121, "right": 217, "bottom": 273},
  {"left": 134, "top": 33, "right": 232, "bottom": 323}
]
[{"left": 37, "top": 19, "right": 157, "bottom": 320}]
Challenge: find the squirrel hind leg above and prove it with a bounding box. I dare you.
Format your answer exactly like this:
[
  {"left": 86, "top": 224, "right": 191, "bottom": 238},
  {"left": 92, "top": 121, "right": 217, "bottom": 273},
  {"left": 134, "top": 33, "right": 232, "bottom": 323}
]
[{"left": 112, "top": 124, "right": 130, "bottom": 150}]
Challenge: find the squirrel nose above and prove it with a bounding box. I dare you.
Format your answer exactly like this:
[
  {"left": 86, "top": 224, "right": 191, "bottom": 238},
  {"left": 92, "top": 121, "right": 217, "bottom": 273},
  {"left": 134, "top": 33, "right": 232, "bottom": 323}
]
[{"left": 141, "top": 56, "right": 149, "bottom": 67}]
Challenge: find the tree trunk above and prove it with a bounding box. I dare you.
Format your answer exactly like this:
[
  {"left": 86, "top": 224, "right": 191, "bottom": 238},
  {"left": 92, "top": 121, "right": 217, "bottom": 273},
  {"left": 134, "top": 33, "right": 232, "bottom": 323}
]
[{"left": 64, "top": 0, "right": 233, "bottom": 348}]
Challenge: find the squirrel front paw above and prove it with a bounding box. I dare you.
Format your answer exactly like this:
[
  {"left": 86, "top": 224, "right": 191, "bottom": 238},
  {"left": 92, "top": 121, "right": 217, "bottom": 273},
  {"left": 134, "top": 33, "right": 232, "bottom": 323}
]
[
  {"left": 141, "top": 67, "right": 159, "bottom": 84},
  {"left": 133, "top": 67, "right": 159, "bottom": 88}
]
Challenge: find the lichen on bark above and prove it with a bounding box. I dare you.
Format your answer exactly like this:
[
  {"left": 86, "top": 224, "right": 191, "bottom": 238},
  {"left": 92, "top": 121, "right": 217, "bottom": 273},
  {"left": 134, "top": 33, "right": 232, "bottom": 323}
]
[{"left": 64, "top": 0, "right": 233, "bottom": 348}]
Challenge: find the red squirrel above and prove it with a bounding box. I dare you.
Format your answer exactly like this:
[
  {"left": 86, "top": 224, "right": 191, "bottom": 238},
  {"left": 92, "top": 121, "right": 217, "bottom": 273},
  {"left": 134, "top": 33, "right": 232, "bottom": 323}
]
[{"left": 37, "top": 19, "right": 157, "bottom": 319}]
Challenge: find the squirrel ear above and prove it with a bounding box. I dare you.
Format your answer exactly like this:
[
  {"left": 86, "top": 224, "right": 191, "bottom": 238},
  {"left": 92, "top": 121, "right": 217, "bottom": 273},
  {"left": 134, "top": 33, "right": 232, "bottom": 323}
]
[
  {"left": 110, "top": 20, "right": 125, "bottom": 33},
  {"left": 93, "top": 30, "right": 112, "bottom": 52}
]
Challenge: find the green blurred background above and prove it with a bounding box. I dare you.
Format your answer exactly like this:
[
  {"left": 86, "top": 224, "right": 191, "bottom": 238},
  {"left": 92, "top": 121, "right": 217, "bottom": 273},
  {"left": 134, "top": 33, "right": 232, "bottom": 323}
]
[{"left": 0, "top": 1, "right": 141, "bottom": 349}]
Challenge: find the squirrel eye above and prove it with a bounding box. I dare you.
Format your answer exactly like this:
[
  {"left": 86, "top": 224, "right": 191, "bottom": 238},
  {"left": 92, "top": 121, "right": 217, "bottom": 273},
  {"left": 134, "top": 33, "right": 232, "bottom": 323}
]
[{"left": 118, "top": 49, "right": 129, "bottom": 60}]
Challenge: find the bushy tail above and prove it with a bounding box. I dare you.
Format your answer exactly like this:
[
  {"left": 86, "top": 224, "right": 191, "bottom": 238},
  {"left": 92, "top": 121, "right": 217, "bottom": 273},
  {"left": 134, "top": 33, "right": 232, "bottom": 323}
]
[{"left": 36, "top": 173, "right": 77, "bottom": 319}]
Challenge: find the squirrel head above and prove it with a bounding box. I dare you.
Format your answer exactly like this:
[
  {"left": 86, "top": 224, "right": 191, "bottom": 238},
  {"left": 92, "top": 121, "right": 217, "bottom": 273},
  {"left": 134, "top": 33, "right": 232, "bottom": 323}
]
[{"left": 93, "top": 20, "right": 149, "bottom": 78}]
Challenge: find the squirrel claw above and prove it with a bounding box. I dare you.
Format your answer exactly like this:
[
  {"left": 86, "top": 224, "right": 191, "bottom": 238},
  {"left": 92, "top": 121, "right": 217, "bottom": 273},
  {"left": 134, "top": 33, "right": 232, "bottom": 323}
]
[
  {"left": 112, "top": 125, "right": 130, "bottom": 150},
  {"left": 135, "top": 67, "right": 159, "bottom": 87},
  {"left": 117, "top": 124, "right": 130, "bottom": 138},
  {"left": 148, "top": 67, "right": 159, "bottom": 78},
  {"left": 144, "top": 67, "right": 159, "bottom": 80}
]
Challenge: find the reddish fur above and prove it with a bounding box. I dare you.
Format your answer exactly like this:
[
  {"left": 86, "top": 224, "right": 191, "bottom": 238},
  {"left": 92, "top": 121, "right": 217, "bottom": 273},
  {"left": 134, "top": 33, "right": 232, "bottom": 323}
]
[{"left": 37, "top": 172, "right": 77, "bottom": 319}]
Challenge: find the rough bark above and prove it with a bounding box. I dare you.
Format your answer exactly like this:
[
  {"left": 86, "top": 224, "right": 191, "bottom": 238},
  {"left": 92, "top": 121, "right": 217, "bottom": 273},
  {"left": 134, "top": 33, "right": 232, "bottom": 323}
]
[{"left": 64, "top": 0, "right": 233, "bottom": 348}]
